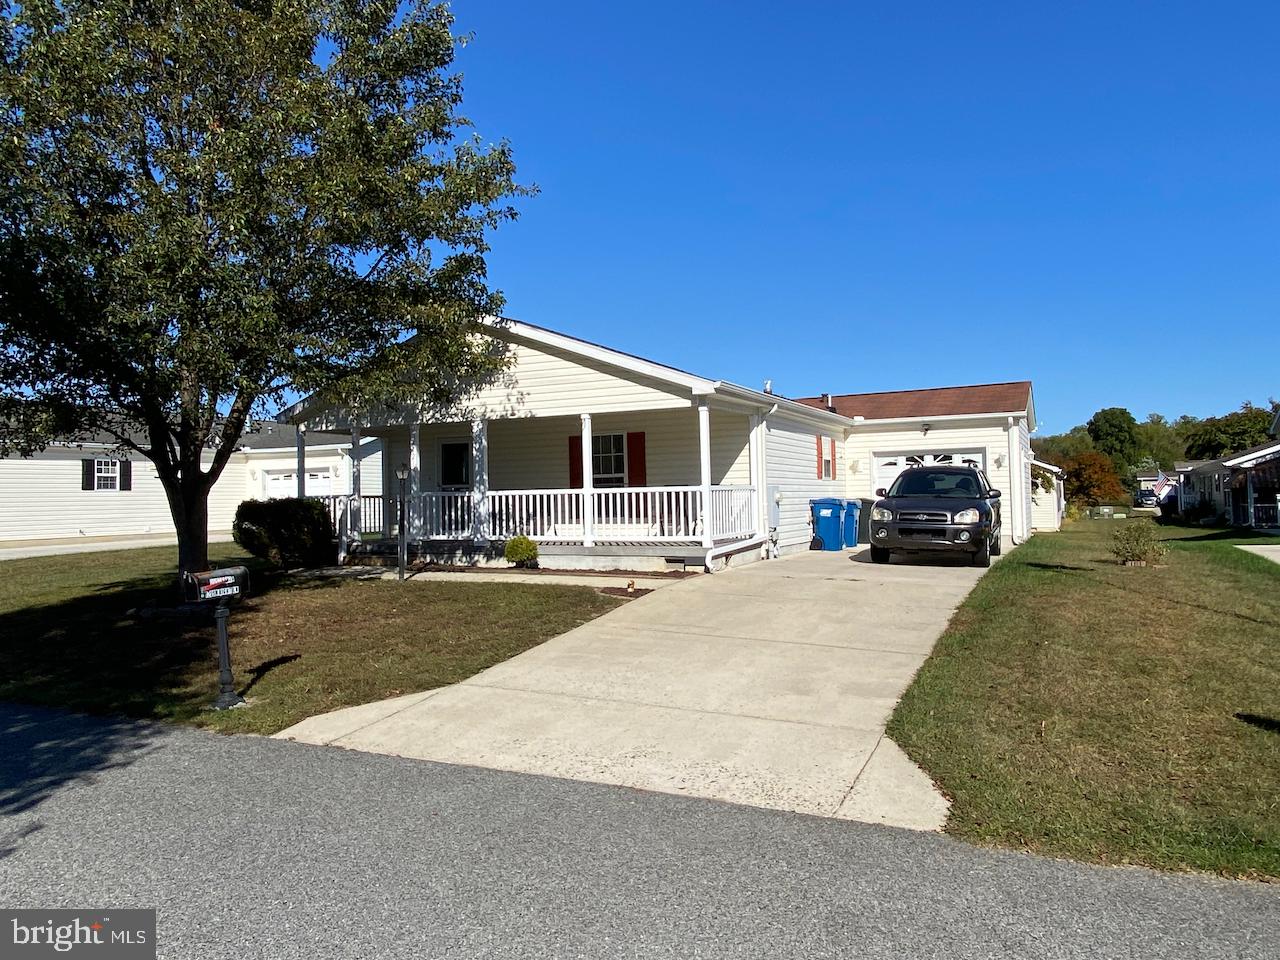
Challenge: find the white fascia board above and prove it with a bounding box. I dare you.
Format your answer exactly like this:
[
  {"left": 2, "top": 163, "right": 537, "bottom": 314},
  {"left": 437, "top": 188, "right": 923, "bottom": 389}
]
[
  {"left": 240, "top": 443, "right": 351, "bottom": 455},
  {"left": 489, "top": 317, "right": 717, "bottom": 396},
  {"left": 847, "top": 410, "right": 1027, "bottom": 428},
  {"left": 1223, "top": 441, "right": 1280, "bottom": 468},
  {"left": 1030, "top": 458, "right": 1062, "bottom": 474},
  {"left": 711, "top": 382, "right": 854, "bottom": 431}
]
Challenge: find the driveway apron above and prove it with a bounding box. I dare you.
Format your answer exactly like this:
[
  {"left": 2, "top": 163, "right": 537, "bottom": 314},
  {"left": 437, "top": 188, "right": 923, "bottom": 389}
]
[{"left": 277, "top": 548, "right": 995, "bottom": 829}]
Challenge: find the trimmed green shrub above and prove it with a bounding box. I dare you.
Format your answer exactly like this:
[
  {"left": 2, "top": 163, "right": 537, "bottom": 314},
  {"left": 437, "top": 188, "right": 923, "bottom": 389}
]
[
  {"left": 503, "top": 535, "right": 539, "bottom": 569},
  {"left": 234, "top": 498, "right": 335, "bottom": 567},
  {"left": 1110, "top": 519, "right": 1168, "bottom": 565}
]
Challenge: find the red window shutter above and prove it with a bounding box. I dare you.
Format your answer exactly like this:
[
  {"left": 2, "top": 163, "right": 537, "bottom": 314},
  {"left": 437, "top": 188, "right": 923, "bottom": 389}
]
[
  {"left": 816, "top": 436, "right": 824, "bottom": 479},
  {"left": 568, "top": 437, "right": 583, "bottom": 488},
  {"left": 626, "top": 432, "right": 647, "bottom": 486},
  {"left": 830, "top": 439, "right": 837, "bottom": 481}
]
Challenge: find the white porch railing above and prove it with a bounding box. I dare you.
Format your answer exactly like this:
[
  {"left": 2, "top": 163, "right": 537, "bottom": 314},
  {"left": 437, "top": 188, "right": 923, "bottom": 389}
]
[
  {"left": 312, "top": 495, "right": 387, "bottom": 535},
  {"left": 1252, "top": 504, "right": 1279, "bottom": 528},
  {"left": 709, "top": 485, "right": 757, "bottom": 540},
  {"left": 488, "top": 489, "right": 584, "bottom": 540},
  {"left": 423, "top": 491, "right": 473, "bottom": 539},
  {"left": 318, "top": 486, "right": 758, "bottom": 545},
  {"left": 593, "top": 486, "right": 704, "bottom": 541}
]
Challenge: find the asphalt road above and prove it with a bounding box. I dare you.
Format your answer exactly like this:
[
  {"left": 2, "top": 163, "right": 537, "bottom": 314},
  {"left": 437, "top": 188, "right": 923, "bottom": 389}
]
[{"left": 1, "top": 704, "right": 1275, "bottom": 960}]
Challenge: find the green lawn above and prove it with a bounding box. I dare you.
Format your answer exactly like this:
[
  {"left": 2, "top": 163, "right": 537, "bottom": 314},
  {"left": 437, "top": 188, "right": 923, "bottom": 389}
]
[
  {"left": 0, "top": 544, "right": 621, "bottom": 735},
  {"left": 888, "top": 519, "right": 1280, "bottom": 880}
]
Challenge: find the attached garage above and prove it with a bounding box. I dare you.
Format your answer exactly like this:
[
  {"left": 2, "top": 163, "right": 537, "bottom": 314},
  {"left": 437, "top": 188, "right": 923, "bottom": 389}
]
[
  {"left": 796, "top": 382, "right": 1037, "bottom": 544},
  {"left": 263, "top": 469, "right": 333, "bottom": 498}
]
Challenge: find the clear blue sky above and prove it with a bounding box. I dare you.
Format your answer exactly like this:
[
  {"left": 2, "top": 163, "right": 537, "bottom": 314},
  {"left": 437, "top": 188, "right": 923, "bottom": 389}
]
[{"left": 451, "top": 1, "right": 1278, "bottom": 434}]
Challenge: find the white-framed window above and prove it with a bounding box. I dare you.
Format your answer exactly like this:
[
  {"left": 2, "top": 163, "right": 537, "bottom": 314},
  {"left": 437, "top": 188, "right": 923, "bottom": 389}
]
[
  {"left": 822, "top": 444, "right": 834, "bottom": 480},
  {"left": 95, "top": 458, "right": 119, "bottom": 491},
  {"left": 439, "top": 440, "right": 471, "bottom": 490},
  {"left": 592, "top": 433, "right": 626, "bottom": 487}
]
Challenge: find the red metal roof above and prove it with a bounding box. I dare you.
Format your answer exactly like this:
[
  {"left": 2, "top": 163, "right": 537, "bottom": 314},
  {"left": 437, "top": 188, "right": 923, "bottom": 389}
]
[{"left": 795, "top": 381, "right": 1033, "bottom": 420}]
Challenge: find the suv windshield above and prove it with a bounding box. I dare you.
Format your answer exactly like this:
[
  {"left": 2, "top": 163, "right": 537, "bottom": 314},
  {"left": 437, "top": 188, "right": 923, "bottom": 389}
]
[{"left": 887, "top": 470, "right": 982, "bottom": 499}]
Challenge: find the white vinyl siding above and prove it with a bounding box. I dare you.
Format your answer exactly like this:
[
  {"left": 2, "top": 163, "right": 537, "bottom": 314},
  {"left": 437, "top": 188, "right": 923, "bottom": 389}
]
[
  {"left": 0, "top": 449, "right": 248, "bottom": 542},
  {"left": 762, "top": 414, "right": 842, "bottom": 553},
  {"left": 464, "top": 338, "right": 696, "bottom": 417}
]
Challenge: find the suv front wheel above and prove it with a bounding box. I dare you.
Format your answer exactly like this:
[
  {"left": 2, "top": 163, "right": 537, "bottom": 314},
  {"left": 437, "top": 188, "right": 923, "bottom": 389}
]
[
  {"left": 971, "top": 535, "right": 992, "bottom": 568},
  {"left": 870, "top": 545, "right": 891, "bottom": 564}
]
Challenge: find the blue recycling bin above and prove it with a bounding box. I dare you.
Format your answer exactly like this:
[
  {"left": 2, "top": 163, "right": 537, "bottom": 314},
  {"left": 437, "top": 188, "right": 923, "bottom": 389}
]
[
  {"left": 843, "top": 500, "right": 861, "bottom": 547},
  {"left": 810, "top": 498, "right": 845, "bottom": 551}
]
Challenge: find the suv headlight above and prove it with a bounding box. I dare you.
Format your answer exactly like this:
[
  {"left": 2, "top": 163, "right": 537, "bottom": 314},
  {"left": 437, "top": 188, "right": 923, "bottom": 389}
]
[
  {"left": 952, "top": 508, "right": 980, "bottom": 524},
  {"left": 871, "top": 506, "right": 894, "bottom": 522}
]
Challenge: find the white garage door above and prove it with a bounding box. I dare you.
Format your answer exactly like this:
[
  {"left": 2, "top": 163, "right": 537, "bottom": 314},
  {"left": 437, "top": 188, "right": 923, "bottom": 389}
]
[
  {"left": 264, "top": 470, "right": 332, "bottom": 498},
  {"left": 873, "top": 451, "right": 985, "bottom": 492}
]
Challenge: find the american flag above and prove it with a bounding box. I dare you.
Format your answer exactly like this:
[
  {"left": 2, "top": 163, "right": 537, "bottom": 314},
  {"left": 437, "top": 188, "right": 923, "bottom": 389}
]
[{"left": 1153, "top": 469, "right": 1172, "bottom": 498}]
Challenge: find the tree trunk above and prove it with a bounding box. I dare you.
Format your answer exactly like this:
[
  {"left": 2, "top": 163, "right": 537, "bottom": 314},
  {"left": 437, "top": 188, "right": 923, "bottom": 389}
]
[{"left": 160, "top": 474, "right": 210, "bottom": 587}]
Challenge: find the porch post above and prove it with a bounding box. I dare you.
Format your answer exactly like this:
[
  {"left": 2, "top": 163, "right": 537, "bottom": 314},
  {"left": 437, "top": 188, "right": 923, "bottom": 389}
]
[
  {"left": 295, "top": 423, "right": 307, "bottom": 498},
  {"left": 748, "top": 413, "right": 762, "bottom": 537},
  {"left": 472, "top": 418, "right": 489, "bottom": 542},
  {"left": 1247, "top": 469, "right": 1255, "bottom": 527},
  {"left": 698, "top": 401, "right": 713, "bottom": 548},
  {"left": 408, "top": 421, "right": 422, "bottom": 539},
  {"left": 349, "top": 422, "right": 362, "bottom": 539},
  {"left": 581, "top": 413, "right": 595, "bottom": 547}
]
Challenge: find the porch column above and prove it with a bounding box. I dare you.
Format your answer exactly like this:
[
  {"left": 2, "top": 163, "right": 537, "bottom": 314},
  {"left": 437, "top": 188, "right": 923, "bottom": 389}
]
[
  {"left": 472, "top": 418, "right": 489, "bottom": 542},
  {"left": 408, "top": 421, "right": 422, "bottom": 539},
  {"left": 295, "top": 423, "right": 307, "bottom": 498},
  {"left": 698, "top": 401, "right": 713, "bottom": 548},
  {"left": 349, "top": 422, "right": 362, "bottom": 539},
  {"left": 748, "top": 413, "right": 763, "bottom": 537},
  {"left": 1247, "top": 469, "right": 1255, "bottom": 527},
  {"left": 581, "top": 413, "right": 595, "bottom": 547}
]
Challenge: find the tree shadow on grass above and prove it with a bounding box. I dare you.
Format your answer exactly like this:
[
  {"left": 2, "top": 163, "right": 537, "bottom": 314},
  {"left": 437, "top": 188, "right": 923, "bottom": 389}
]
[
  {"left": 0, "top": 704, "right": 163, "bottom": 859},
  {"left": 0, "top": 564, "right": 342, "bottom": 727},
  {"left": 1235, "top": 713, "right": 1280, "bottom": 735}
]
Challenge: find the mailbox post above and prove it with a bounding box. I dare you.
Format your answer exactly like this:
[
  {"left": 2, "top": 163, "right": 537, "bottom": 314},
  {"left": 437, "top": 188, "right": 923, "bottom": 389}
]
[{"left": 185, "top": 566, "right": 251, "bottom": 710}]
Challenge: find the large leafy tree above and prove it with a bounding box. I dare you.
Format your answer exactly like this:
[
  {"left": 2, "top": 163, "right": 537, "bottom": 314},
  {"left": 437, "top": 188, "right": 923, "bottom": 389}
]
[
  {"left": 1061, "top": 451, "right": 1126, "bottom": 506},
  {"left": 0, "top": 0, "right": 526, "bottom": 576},
  {"left": 1183, "top": 401, "right": 1279, "bottom": 460},
  {"left": 1085, "top": 407, "right": 1139, "bottom": 470}
]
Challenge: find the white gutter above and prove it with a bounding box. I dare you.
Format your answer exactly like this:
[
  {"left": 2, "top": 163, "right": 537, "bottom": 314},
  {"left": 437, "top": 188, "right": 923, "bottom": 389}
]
[{"left": 848, "top": 410, "right": 1029, "bottom": 427}]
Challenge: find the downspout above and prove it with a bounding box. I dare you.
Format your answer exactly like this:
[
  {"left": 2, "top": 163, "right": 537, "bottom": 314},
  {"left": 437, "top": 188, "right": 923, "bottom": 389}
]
[
  {"left": 762, "top": 403, "right": 780, "bottom": 559},
  {"left": 1007, "top": 416, "right": 1026, "bottom": 545}
]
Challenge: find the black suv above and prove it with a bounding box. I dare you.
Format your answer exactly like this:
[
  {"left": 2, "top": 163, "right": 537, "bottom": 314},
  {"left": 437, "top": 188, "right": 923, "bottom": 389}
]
[{"left": 868, "top": 466, "right": 1002, "bottom": 567}]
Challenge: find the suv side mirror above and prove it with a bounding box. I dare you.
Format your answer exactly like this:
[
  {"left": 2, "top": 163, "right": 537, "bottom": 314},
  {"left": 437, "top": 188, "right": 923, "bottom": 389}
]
[
  {"left": 987, "top": 489, "right": 1002, "bottom": 499},
  {"left": 875, "top": 487, "right": 888, "bottom": 497}
]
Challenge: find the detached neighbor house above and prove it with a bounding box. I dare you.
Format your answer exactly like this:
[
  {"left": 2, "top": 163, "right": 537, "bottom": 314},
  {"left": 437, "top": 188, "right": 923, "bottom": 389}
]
[
  {"left": 0, "top": 424, "right": 382, "bottom": 548},
  {"left": 284, "top": 319, "right": 1040, "bottom": 571},
  {"left": 1178, "top": 409, "right": 1280, "bottom": 529}
]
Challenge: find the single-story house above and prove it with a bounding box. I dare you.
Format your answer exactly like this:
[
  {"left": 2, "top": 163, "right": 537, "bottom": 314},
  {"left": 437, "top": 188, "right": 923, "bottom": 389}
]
[
  {"left": 284, "top": 319, "right": 1038, "bottom": 571},
  {"left": 0, "top": 424, "right": 382, "bottom": 547},
  {"left": 1181, "top": 440, "right": 1280, "bottom": 530}
]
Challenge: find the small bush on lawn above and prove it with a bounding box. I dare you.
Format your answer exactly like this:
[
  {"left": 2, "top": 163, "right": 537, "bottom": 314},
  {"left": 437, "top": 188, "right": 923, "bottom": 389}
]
[
  {"left": 234, "top": 498, "right": 335, "bottom": 567},
  {"left": 504, "top": 535, "right": 539, "bottom": 568},
  {"left": 1110, "top": 519, "right": 1168, "bottom": 565}
]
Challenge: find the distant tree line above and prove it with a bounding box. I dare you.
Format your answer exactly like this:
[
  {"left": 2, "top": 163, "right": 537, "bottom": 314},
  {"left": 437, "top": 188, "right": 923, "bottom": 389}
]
[{"left": 1033, "top": 400, "right": 1278, "bottom": 505}]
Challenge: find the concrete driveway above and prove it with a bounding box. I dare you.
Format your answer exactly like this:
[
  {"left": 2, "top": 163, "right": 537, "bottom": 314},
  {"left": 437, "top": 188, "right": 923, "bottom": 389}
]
[{"left": 278, "top": 547, "right": 996, "bottom": 829}]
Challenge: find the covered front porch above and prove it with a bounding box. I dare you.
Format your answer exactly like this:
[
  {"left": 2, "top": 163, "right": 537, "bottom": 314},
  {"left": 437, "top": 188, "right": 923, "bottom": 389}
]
[{"left": 306, "top": 403, "right": 765, "bottom": 564}]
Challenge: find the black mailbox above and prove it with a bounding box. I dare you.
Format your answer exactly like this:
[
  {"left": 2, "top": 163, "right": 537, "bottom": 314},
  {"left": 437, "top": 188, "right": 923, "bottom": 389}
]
[
  {"left": 186, "top": 566, "right": 251, "bottom": 710},
  {"left": 185, "top": 566, "right": 250, "bottom": 604}
]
